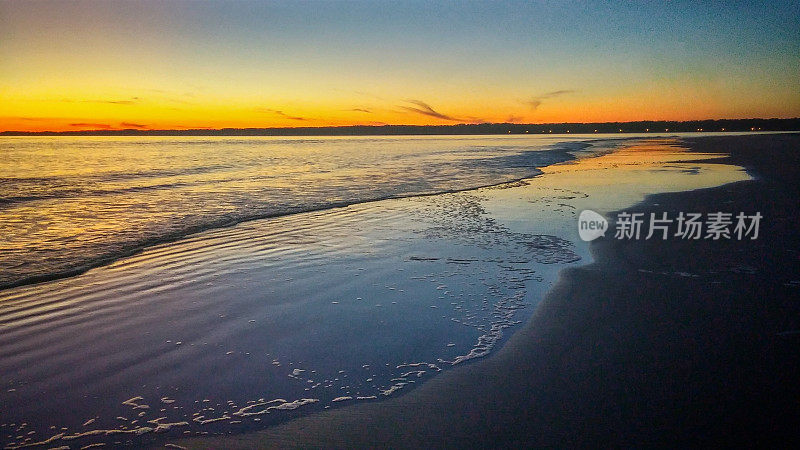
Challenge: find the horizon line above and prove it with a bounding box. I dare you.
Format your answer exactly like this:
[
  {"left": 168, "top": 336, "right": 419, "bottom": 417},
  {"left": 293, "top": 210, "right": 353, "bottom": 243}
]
[{"left": 3, "top": 118, "right": 799, "bottom": 136}]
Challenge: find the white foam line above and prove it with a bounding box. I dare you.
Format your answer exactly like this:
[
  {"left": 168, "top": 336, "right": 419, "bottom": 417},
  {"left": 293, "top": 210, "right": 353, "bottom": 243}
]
[
  {"left": 121, "top": 396, "right": 149, "bottom": 410},
  {"left": 379, "top": 382, "right": 408, "bottom": 396},
  {"left": 3, "top": 432, "right": 63, "bottom": 449},
  {"left": 192, "top": 415, "right": 230, "bottom": 425},
  {"left": 231, "top": 398, "right": 318, "bottom": 417}
]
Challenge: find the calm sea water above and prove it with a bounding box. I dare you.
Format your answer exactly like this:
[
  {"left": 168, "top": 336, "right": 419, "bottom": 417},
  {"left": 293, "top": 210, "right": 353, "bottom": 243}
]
[
  {"left": 0, "top": 135, "right": 615, "bottom": 288},
  {"left": 0, "top": 134, "right": 752, "bottom": 448}
]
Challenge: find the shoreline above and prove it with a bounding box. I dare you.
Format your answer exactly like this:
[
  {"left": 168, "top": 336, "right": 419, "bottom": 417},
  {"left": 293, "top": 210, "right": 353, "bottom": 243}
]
[
  {"left": 175, "top": 133, "right": 800, "bottom": 448},
  {"left": 4, "top": 138, "right": 652, "bottom": 449},
  {"left": 1, "top": 135, "right": 789, "bottom": 449}
]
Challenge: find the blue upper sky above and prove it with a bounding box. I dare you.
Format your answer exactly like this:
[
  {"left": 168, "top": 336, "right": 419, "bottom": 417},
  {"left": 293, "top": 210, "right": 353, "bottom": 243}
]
[{"left": 1, "top": 0, "right": 798, "bottom": 130}]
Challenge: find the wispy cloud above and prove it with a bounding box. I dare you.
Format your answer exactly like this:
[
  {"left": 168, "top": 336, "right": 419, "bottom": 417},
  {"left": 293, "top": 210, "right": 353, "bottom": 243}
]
[
  {"left": 120, "top": 122, "right": 148, "bottom": 129},
  {"left": 10, "top": 116, "right": 49, "bottom": 121},
  {"left": 69, "top": 122, "right": 112, "bottom": 129},
  {"left": 102, "top": 98, "right": 139, "bottom": 105},
  {"left": 399, "top": 100, "right": 477, "bottom": 123},
  {"left": 257, "top": 108, "right": 308, "bottom": 121},
  {"left": 350, "top": 108, "right": 372, "bottom": 113},
  {"left": 68, "top": 97, "right": 142, "bottom": 106},
  {"left": 526, "top": 90, "right": 575, "bottom": 111}
]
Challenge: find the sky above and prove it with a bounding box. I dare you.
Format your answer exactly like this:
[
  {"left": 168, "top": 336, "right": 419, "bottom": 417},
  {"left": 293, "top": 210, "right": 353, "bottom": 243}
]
[{"left": 1, "top": 0, "right": 799, "bottom": 132}]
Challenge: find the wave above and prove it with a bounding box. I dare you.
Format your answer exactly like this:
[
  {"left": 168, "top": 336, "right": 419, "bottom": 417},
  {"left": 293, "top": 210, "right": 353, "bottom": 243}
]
[{"left": 0, "top": 138, "right": 627, "bottom": 291}]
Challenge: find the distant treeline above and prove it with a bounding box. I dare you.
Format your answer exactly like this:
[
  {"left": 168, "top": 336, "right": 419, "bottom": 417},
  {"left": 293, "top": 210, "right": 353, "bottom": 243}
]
[{"left": 3, "top": 118, "right": 799, "bottom": 136}]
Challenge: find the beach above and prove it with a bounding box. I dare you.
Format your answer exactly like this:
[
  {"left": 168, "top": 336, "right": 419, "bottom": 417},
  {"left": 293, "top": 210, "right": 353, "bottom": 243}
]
[
  {"left": 173, "top": 133, "right": 800, "bottom": 448},
  {"left": 0, "top": 135, "right": 630, "bottom": 448},
  {"left": 2, "top": 134, "right": 796, "bottom": 449},
  {"left": 4, "top": 1, "right": 799, "bottom": 447}
]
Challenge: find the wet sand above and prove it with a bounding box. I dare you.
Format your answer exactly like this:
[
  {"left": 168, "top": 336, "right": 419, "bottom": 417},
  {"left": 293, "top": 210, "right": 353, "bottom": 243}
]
[{"left": 170, "top": 134, "right": 800, "bottom": 449}]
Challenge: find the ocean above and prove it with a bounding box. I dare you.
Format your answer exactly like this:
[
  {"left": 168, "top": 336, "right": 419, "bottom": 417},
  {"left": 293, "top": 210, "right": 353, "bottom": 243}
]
[
  {"left": 1, "top": 134, "right": 748, "bottom": 448},
  {"left": 0, "top": 135, "right": 616, "bottom": 289}
]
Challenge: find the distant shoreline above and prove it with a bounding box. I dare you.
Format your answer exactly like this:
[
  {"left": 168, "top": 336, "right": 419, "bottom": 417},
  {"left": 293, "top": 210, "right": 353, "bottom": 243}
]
[{"left": 2, "top": 118, "right": 799, "bottom": 136}]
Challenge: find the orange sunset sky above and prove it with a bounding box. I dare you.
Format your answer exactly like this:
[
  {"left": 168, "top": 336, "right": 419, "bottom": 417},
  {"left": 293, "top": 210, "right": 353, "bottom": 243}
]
[{"left": 1, "top": 0, "right": 799, "bottom": 132}]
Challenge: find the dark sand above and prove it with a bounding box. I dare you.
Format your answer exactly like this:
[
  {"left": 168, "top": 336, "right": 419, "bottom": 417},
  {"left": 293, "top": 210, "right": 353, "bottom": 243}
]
[{"left": 178, "top": 134, "right": 800, "bottom": 448}]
